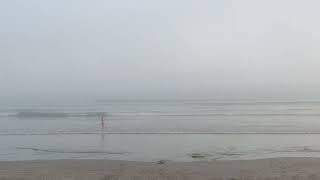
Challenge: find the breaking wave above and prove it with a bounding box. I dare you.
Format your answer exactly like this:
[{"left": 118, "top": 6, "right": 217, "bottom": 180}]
[
  {"left": 11, "top": 112, "right": 105, "bottom": 118},
  {"left": 16, "top": 147, "right": 127, "bottom": 154},
  {"left": 7, "top": 111, "right": 320, "bottom": 118},
  {"left": 3, "top": 131, "right": 320, "bottom": 136}
]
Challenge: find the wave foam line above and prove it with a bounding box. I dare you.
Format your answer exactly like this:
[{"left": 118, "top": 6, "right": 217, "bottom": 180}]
[
  {"left": 16, "top": 147, "right": 127, "bottom": 154},
  {"left": 2, "top": 132, "right": 320, "bottom": 136}
]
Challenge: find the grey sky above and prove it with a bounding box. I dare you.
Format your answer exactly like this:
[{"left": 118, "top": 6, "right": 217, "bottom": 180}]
[{"left": 1, "top": 0, "right": 320, "bottom": 101}]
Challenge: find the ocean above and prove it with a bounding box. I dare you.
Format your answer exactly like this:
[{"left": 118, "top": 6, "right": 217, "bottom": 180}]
[{"left": 1, "top": 100, "right": 320, "bottom": 161}]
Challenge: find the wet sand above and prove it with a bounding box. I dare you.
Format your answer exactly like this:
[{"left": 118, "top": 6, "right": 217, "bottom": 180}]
[{"left": 1, "top": 158, "right": 320, "bottom": 180}]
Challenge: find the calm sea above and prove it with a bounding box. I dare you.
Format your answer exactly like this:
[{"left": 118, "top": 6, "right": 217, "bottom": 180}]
[{"left": 1, "top": 100, "right": 320, "bottom": 161}]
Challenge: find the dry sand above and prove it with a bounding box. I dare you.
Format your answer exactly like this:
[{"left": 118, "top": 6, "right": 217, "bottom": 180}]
[{"left": 1, "top": 158, "right": 320, "bottom": 180}]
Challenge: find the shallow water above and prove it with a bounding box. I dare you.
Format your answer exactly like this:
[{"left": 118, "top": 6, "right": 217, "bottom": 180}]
[{"left": 2, "top": 100, "right": 320, "bottom": 161}]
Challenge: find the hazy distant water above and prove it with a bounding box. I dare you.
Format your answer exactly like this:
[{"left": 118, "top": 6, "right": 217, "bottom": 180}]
[{"left": 2, "top": 100, "right": 320, "bottom": 161}]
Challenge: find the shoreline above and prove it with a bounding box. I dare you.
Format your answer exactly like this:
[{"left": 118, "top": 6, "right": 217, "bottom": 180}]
[{"left": 1, "top": 157, "right": 320, "bottom": 180}]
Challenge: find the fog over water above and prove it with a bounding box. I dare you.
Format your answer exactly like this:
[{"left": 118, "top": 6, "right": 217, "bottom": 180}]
[
  {"left": 3, "top": 1, "right": 320, "bottom": 162},
  {"left": 1, "top": 0, "right": 320, "bottom": 103}
]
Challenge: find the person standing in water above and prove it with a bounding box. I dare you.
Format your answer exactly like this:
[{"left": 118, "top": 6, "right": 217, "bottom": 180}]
[
  {"left": 100, "top": 112, "right": 107, "bottom": 148},
  {"left": 101, "top": 112, "right": 106, "bottom": 130}
]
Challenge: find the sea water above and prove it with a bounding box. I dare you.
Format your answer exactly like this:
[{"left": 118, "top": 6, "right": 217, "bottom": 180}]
[{"left": 1, "top": 100, "right": 320, "bottom": 161}]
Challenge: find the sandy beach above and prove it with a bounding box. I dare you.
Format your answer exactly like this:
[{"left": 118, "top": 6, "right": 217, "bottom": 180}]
[{"left": 1, "top": 158, "right": 320, "bottom": 180}]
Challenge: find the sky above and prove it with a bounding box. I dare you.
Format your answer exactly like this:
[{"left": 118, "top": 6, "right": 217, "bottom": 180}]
[{"left": 1, "top": 0, "right": 320, "bottom": 102}]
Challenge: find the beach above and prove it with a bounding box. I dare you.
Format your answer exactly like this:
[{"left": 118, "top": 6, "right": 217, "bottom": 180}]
[
  {"left": 2, "top": 0, "right": 320, "bottom": 178},
  {"left": 2, "top": 101, "right": 320, "bottom": 179},
  {"left": 1, "top": 158, "right": 320, "bottom": 180}
]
